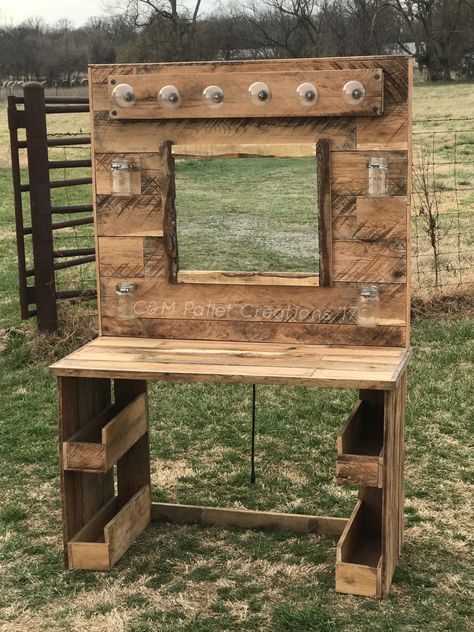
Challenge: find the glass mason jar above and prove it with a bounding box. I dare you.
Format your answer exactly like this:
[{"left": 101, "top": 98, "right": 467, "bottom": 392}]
[
  {"left": 110, "top": 160, "right": 132, "bottom": 196},
  {"left": 357, "top": 286, "right": 380, "bottom": 327},
  {"left": 116, "top": 283, "right": 137, "bottom": 321},
  {"left": 368, "top": 158, "right": 388, "bottom": 196}
]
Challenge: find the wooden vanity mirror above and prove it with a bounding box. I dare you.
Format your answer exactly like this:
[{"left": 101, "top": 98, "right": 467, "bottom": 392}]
[{"left": 171, "top": 142, "right": 330, "bottom": 288}]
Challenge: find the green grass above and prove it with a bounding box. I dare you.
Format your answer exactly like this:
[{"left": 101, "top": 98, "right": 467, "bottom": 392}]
[
  {"left": 0, "top": 320, "right": 473, "bottom": 631},
  {"left": 175, "top": 156, "right": 319, "bottom": 272}
]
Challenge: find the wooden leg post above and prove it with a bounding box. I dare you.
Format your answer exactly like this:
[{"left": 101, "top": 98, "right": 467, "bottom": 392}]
[
  {"left": 59, "top": 377, "right": 151, "bottom": 570},
  {"left": 58, "top": 376, "right": 114, "bottom": 566},
  {"left": 336, "top": 370, "right": 407, "bottom": 597},
  {"left": 57, "top": 372, "right": 406, "bottom": 591},
  {"left": 114, "top": 379, "right": 151, "bottom": 509}
]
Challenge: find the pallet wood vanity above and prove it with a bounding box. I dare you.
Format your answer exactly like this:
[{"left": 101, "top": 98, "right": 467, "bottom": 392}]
[{"left": 50, "top": 55, "right": 412, "bottom": 598}]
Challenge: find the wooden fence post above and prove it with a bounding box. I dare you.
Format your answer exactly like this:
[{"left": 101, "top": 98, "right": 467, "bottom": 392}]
[{"left": 23, "top": 82, "right": 58, "bottom": 332}]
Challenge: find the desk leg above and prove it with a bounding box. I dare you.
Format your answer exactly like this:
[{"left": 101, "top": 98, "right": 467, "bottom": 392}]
[
  {"left": 337, "top": 370, "right": 407, "bottom": 598},
  {"left": 381, "top": 369, "right": 406, "bottom": 596},
  {"left": 361, "top": 370, "right": 407, "bottom": 597},
  {"left": 114, "top": 379, "right": 151, "bottom": 509},
  {"left": 58, "top": 376, "right": 114, "bottom": 566}
]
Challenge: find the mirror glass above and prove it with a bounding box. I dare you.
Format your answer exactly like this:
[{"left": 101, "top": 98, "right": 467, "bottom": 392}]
[{"left": 174, "top": 156, "right": 319, "bottom": 274}]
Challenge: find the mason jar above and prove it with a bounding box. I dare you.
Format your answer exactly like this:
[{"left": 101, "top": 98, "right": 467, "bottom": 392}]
[
  {"left": 115, "top": 282, "right": 137, "bottom": 321},
  {"left": 110, "top": 160, "right": 132, "bottom": 196},
  {"left": 357, "top": 286, "right": 380, "bottom": 327},
  {"left": 368, "top": 158, "right": 388, "bottom": 196}
]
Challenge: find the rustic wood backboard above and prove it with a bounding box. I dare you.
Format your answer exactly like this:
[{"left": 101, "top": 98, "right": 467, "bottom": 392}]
[{"left": 89, "top": 56, "right": 412, "bottom": 348}]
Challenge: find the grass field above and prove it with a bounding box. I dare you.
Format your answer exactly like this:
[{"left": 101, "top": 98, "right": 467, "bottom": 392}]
[
  {"left": 175, "top": 156, "right": 319, "bottom": 272},
  {"left": 0, "top": 84, "right": 473, "bottom": 631}
]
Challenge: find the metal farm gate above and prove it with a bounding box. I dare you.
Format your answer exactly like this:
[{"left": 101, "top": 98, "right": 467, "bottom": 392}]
[{"left": 8, "top": 82, "right": 96, "bottom": 333}]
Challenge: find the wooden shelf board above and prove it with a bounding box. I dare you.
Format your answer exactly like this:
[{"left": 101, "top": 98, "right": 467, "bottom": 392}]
[{"left": 50, "top": 337, "right": 411, "bottom": 390}]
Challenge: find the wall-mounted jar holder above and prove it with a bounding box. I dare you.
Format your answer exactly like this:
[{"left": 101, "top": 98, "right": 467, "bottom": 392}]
[
  {"left": 116, "top": 283, "right": 137, "bottom": 320},
  {"left": 368, "top": 158, "right": 389, "bottom": 196},
  {"left": 357, "top": 286, "right": 380, "bottom": 327},
  {"left": 110, "top": 160, "right": 133, "bottom": 196}
]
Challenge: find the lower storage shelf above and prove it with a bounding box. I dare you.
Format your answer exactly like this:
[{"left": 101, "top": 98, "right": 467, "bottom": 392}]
[
  {"left": 67, "top": 485, "right": 151, "bottom": 571},
  {"left": 336, "top": 398, "right": 383, "bottom": 488},
  {"left": 336, "top": 499, "right": 382, "bottom": 597},
  {"left": 63, "top": 393, "right": 147, "bottom": 473}
]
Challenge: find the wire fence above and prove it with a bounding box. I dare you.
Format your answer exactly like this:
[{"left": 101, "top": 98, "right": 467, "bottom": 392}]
[
  {"left": 412, "top": 117, "right": 474, "bottom": 293},
  {"left": 2, "top": 98, "right": 474, "bottom": 328},
  {"left": 46, "top": 116, "right": 474, "bottom": 296},
  {"left": 49, "top": 141, "right": 96, "bottom": 297}
]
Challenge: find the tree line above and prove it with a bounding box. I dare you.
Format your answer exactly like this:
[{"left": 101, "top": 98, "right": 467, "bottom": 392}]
[{"left": 1, "top": 1, "right": 473, "bottom": 85}]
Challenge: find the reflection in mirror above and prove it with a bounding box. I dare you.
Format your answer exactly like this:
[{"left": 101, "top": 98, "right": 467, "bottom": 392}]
[{"left": 174, "top": 156, "right": 319, "bottom": 274}]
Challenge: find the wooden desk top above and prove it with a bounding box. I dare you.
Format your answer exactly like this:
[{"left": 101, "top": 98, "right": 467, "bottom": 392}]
[{"left": 50, "top": 337, "right": 411, "bottom": 390}]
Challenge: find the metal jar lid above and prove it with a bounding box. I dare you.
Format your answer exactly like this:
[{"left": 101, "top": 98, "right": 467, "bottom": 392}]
[
  {"left": 368, "top": 158, "right": 388, "bottom": 170},
  {"left": 116, "top": 282, "right": 137, "bottom": 294},
  {"left": 111, "top": 160, "right": 131, "bottom": 170},
  {"left": 360, "top": 285, "right": 379, "bottom": 298}
]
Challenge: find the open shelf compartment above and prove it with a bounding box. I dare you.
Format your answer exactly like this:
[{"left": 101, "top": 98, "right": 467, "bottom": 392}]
[
  {"left": 336, "top": 398, "right": 384, "bottom": 488},
  {"left": 67, "top": 485, "right": 151, "bottom": 570},
  {"left": 63, "top": 393, "right": 147, "bottom": 473},
  {"left": 336, "top": 495, "right": 382, "bottom": 597}
]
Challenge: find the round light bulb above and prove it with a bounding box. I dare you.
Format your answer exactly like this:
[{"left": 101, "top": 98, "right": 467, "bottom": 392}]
[
  {"left": 296, "top": 82, "right": 319, "bottom": 106},
  {"left": 249, "top": 81, "right": 271, "bottom": 105},
  {"left": 158, "top": 85, "right": 181, "bottom": 109},
  {"left": 203, "top": 85, "right": 224, "bottom": 108},
  {"left": 111, "top": 83, "right": 135, "bottom": 108},
  {"left": 342, "top": 80, "right": 366, "bottom": 104}
]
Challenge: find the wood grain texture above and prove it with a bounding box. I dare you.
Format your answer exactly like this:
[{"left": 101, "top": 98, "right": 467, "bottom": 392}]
[
  {"left": 355, "top": 197, "right": 406, "bottom": 240},
  {"left": 172, "top": 142, "right": 318, "bottom": 158},
  {"left": 92, "top": 114, "right": 357, "bottom": 154},
  {"left": 109, "top": 69, "right": 383, "bottom": 120},
  {"left": 161, "top": 141, "right": 178, "bottom": 283},
  {"left": 152, "top": 503, "right": 347, "bottom": 536},
  {"left": 114, "top": 380, "right": 151, "bottom": 510},
  {"left": 336, "top": 496, "right": 382, "bottom": 597},
  {"left": 96, "top": 195, "right": 164, "bottom": 237},
  {"left": 333, "top": 240, "right": 406, "bottom": 283},
  {"left": 99, "top": 278, "right": 406, "bottom": 327},
  {"left": 332, "top": 195, "right": 357, "bottom": 240},
  {"left": 336, "top": 398, "right": 383, "bottom": 488},
  {"left": 50, "top": 336, "right": 411, "bottom": 389},
  {"left": 90, "top": 56, "right": 411, "bottom": 350},
  {"left": 144, "top": 237, "right": 165, "bottom": 278},
  {"left": 106, "top": 485, "right": 151, "bottom": 567},
  {"left": 102, "top": 317, "right": 406, "bottom": 347},
  {"left": 381, "top": 370, "right": 407, "bottom": 596},
  {"left": 98, "top": 237, "right": 145, "bottom": 278},
  {"left": 58, "top": 377, "right": 114, "bottom": 566},
  {"left": 90, "top": 56, "right": 409, "bottom": 112},
  {"left": 62, "top": 393, "right": 148, "bottom": 473},
  {"left": 331, "top": 151, "right": 408, "bottom": 196},
  {"left": 176, "top": 270, "right": 319, "bottom": 286},
  {"left": 357, "top": 104, "right": 409, "bottom": 150},
  {"left": 67, "top": 485, "right": 151, "bottom": 570},
  {"left": 317, "top": 138, "right": 333, "bottom": 286}
]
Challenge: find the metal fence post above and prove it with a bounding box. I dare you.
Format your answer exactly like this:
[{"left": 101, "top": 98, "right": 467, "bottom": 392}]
[
  {"left": 7, "top": 96, "right": 30, "bottom": 320},
  {"left": 23, "top": 82, "right": 58, "bottom": 332}
]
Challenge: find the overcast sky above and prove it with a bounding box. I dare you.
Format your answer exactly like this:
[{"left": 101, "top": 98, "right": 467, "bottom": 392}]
[{"left": 0, "top": 0, "right": 216, "bottom": 27}]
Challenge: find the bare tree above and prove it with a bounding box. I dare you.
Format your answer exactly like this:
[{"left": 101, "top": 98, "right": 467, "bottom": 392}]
[
  {"left": 240, "top": 0, "right": 325, "bottom": 58},
  {"left": 105, "top": 0, "right": 203, "bottom": 60},
  {"left": 391, "top": 0, "right": 474, "bottom": 80}
]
